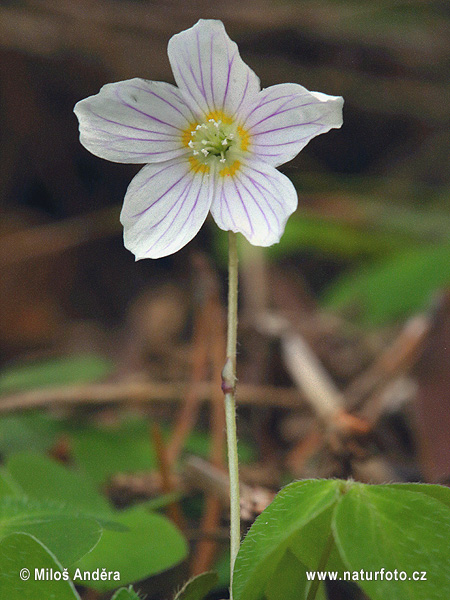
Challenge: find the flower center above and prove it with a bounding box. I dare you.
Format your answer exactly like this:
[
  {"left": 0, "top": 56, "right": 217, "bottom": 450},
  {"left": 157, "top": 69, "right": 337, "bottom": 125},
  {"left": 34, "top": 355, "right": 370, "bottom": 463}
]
[
  {"left": 184, "top": 116, "right": 250, "bottom": 172},
  {"left": 188, "top": 118, "right": 238, "bottom": 164}
]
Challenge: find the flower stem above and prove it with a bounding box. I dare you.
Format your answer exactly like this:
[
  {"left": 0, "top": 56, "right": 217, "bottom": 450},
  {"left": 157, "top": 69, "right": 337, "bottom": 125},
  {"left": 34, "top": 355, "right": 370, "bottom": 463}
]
[
  {"left": 222, "top": 230, "right": 240, "bottom": 598},
  {"left": 305, "top": 533, "right": 334, "bottom": 600}
]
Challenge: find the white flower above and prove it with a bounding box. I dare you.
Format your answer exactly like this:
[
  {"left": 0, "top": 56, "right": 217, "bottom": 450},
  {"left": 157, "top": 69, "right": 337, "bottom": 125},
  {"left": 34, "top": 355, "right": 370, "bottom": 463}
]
[{"left": 74, "top": 19, "right": 343, "bottom": 259}]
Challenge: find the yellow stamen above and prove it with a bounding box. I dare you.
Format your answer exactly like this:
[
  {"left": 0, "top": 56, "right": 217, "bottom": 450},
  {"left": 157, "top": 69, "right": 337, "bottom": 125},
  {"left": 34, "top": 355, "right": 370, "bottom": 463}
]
[
  {"left": 189, "top": 156, "right": 210, "bottom": 174},
  {"left": 237, "top": 125, "right": 250, "bottom": 151},
  {"left": 182, "top": 123, "right": 199, "bottom": 147},
  {"left": 219, "top": 160, "right": 241, "bottom": 178},
  {"left": 205, "top": 110, "right": 233, "bottom": 125}
]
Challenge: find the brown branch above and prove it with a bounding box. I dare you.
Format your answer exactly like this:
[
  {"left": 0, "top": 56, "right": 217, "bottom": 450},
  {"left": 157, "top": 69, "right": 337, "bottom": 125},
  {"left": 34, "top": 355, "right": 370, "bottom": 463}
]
[
  {"left": 0, "top": 379, "right": 301, "bottom": 414},
  {"left": 166, "top": 254, "right": 222, "bottom": 466},
  {"left": 151, "top": 423, "right": 185, "bottom": 530},
  {"left": 258, "top": 312, "right": 369, "bottom": 436},
  {"left": 346, "top": 314, "right": 430, "bottom": 416},
  {"left": 184, "top": 456, "right": 274, "bottom": 519},
  {"left": 0, "top": 206, "right": 121, "bottom": 266},
  {"left": 191, "top": 278, "right": 227, "bottom": 576}
]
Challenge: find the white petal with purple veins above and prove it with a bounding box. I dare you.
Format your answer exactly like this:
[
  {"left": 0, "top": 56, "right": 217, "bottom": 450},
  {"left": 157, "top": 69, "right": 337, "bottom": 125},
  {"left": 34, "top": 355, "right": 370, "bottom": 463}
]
[
  {"left": 74, "top": 79, "right": 194, "bottom": 163},
  {"left": 240, "top": 83, "right": 343, "bottom": 167},
  {"left": 121, "top": 158, "right": 214, "bottom": 259},
  {"left": 210, "top": 159, "right": 298, "bottom": 247},
  {"left": 168, "top": 20, "right": 260, "bottom": 119}
]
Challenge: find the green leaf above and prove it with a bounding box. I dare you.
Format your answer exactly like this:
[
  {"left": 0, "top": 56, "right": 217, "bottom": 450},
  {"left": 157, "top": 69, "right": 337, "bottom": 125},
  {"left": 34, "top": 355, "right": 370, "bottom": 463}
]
[
  {"left": 0, "top": 532, "right": 81, "bottom": 600},
  {"left": 0, "top": 412, "right": 62, "bottom": 457},
  {"left": 382, "top": 482, "right": 450, "bottom": 509},
  {"left": 323, "top": 243, "right": 450, "bottom": 325},
  {"left": 232, "top": 479, "right": 341, "bottom": 600},
  {"left": 111, "top": 586, "right": 142, "bottom": 600},
  {"left": 266, "top": 214, "right": 409, "bottom": 259},
  {"left": 213, "top": 549, "right": 230, "bottom": 590},
  {"left": 71, "top": 419, "right": 256, "bottom": 489},
  {"left": 0, "top": 354, "right": 114, "bottom": 394},
  {"left": 264, "top": 551, "right": 311, "bottom": 600},
  {"left": 71, "top": 419, "right": 157, "bottom": 486},
  {"left": 0, "top": 467, "right": 22, "bottom": 497},
  {"left": 333, "top": 483, "right": 450, "bottom": 599},
  {"left": 76, "top": 505, "right": 187, "bottom": 591},
  {"left": 7, "top": 453, "right": 113, "bottom": 518},
  {"left": 0, "top": 496, "right": 102, "bottom": 565},
  {"left": 174, "top": 571, "right": 219, "bottom": 600},
  {"left": 141, "top": 492, "right": 184, "bottom": 512}
]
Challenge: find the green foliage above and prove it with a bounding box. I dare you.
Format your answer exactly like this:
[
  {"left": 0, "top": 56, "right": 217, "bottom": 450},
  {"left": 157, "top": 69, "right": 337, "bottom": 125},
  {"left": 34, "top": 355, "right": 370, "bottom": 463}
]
[
  {"left": 173, "top": 571, "right": 219, "bottom": 600},
  {"left": 212, "top": 549, "right": 231, "bottom": 590},
  {"left": 0, "top": 354, "right": 114, "bottom": 394},
  {"left": 0, "top": 533, "right": 81, "bottom": 600},
  {"left": 233, "top": 479, "right": 450, "bottom": 600},
  {"left": 70, "top": 418, "right": 256, "bottom": 489},
  {"left": 2, "top": 453, "right": 187, "bottom": 592},
  {"left": 214, "top": 202, "right": 450, "bottom": 326},
  {"left": 0, "top": 467, "right": 22, "bottom": 496},
  {"left": 76, "top": 505, "right": 188, "bottom": 591},
  {"left": 264, "top": 551, "right": 315, "bottom": 600},
  {"left": 71, "top": 419, "right": 157, "bottom": 486},
  {"left": 7, "top": 452, "right": 113, "bottom": 517},
  {"left": 266, "top": 214, "right": 410, "bottom": 259},
  {"left": 0, "top": 412, "right": 62, "bottom": 457},
  {"left": 233, "top": 479, "right": 340, "bottom": 600},
  {"left": 111, "top": 586, "right": 142, "bottom": 600},
  {"left": 323, "top": 243, "right": 450, "bottom": 325},
  {"left": 333, "top": 484, "right": 450, "bottom": 600},
  {"left": 0, "top": 496, "right": 101, "bottom": 565}
]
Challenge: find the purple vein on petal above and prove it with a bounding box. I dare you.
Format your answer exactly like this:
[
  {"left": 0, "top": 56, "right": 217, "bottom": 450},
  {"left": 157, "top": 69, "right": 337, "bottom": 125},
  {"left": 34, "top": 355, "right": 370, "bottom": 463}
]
[
  {"left": 196, "top": 30, "right": 208, "bottom": 111},
  {"left": 234, "top": 69, "right": 251, "bottom": 118},
  {"left": 126, "top": 84, "right": 191, "bottom": 121},
  {"left": 155, "top": 170, "right": 206, "bottom": 255},
  {"left": 238, "top": 168, "right": 283, "bottom": 216},
  {"left": 114, "top": 88, "right": 183, "bottom": 131},
  {"left": 86, "top": 110, "right": 181, "bottom": 137},
  {"left": 251, "top": 118, "right": 323, "bottom": 137},
  {"left": 244, "top": 93, "right": 300, "bottom": 121},
  {"left": 238, "top": 170, "right": 280, "bottom": 224},
  {"left": 173, "top": 57, "right": 207, "bottom": 117},
  {"left": 103, "top": 146, "right": 188, "bottom": 158},
  {"left": 88, "top": 123, "right": 179, "bottom": 142},
  {"left": 167, "top": 87, "right": 197, "bottom": 121},
  {"left": 218, "top": 179, "right": 238, "bottom": 231},
  {"left": 222, "top": 49, "right": 237, "bottom": 109},
  {"left": 247, "top": 96, "right": 317, "bottom": 127},
  {"left": 240, "top": 166, "right": 284, "bottom": 210},
  {"left": 182, "top": 48, "right": 208, "bottom": 106},
  {"left": 234, "top": 172, "right": 276, "bottom": 235},
  {"left": 249, "top": 100, "right": 320, "bottom": 130},
  {"left": 253, "top": 136, "right": 316, "bottom": 148},
  {"left": 146, "top": 176, "right": 196, "bottom": 253},
  {"left": 210, "top": 33, "right": 216, "bottom": 109},
  {"left": 230, "top": 176, "right": 254, "bottom": 236},
  {"left": 131, "top": 164, "right": 190, "bottom": 216}
]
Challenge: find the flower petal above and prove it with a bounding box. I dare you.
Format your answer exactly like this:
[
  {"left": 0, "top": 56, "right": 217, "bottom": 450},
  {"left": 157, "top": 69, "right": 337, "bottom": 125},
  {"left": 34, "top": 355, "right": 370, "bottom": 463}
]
[
  {"left": 210, "top": 159, "right": 298, "bottom": 247},
  {"left": 240, "top": 83, "right": 343, "bottom": 167},
  {"left": 168, "top": 20, "right": 260, "bottom": 119},
  {"left": 74, "top": 78, "right": 195, "bottom": 163},
  {"left": 120, "top": 158, "right": 214, "bottom": 259}
]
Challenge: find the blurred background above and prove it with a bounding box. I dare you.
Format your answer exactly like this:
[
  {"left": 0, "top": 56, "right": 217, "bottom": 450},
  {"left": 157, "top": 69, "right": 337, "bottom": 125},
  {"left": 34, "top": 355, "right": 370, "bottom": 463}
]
[{"left": 0, "top": 1, "right": 449, "bottom": 598}]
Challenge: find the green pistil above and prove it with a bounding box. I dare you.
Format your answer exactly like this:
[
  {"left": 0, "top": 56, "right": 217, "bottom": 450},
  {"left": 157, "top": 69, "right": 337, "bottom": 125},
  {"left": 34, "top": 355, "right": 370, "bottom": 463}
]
[{"left": 189, "top": 119, "right": 236, "bottom": 164}]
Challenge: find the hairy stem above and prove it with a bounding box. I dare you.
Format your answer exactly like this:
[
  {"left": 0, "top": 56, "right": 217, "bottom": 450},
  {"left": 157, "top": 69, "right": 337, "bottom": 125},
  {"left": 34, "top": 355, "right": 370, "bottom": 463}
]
[
  {"left": 306, "top": 533, "right": 335, "bottom": 600},
  {"left": 222, "top": 231, "right": 240, "bottom": 598}
]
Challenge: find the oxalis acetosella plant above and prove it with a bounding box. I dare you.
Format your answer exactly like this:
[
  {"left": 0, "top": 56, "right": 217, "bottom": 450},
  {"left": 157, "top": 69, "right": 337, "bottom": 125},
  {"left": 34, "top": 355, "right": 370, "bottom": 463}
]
[{"left": 75, "top": 19, "right": 450, "bottom": 600}]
